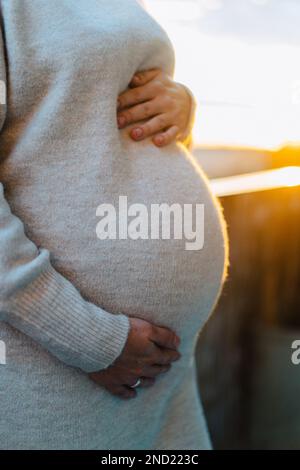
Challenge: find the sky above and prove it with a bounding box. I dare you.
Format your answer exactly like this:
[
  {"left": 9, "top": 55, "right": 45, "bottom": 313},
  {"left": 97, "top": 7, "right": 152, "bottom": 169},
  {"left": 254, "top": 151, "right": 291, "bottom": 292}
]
[{"left": 146, "top": 0, "right": 300, "bottom": 149}]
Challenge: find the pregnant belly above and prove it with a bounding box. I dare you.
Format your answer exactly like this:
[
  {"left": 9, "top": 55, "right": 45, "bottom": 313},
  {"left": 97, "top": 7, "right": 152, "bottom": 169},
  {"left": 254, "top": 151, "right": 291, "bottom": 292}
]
[{"left": 10, "top": 137, "right": 227, "bottom": 347}]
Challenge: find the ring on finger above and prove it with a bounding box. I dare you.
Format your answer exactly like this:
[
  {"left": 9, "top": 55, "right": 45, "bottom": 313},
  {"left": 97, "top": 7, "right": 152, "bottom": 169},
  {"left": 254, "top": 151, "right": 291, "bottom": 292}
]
[{"left": 130, "top": 378, "right": 141, "bottom": 389}]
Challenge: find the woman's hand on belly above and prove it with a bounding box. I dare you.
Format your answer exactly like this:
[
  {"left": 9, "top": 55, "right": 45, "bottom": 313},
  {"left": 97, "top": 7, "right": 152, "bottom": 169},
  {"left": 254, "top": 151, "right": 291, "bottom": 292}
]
[
  {"left": 117, "top": 69, "right": 194, "bottom": 147},
  {"left": 89, "top": 317, "right": 181, "bottom": 399}
]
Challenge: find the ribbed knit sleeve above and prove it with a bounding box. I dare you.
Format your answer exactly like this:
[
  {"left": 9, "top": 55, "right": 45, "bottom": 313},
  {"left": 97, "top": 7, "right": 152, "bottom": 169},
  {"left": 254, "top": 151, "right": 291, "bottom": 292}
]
[{"left": 0, "top": 25, "right": 130, "bottom": 373}]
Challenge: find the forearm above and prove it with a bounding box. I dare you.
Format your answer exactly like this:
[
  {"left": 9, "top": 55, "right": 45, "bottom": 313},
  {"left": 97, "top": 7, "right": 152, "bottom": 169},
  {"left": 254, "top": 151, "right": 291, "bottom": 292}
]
[{"left": 0, "top": 183, "right": 130, "bottom": 372}]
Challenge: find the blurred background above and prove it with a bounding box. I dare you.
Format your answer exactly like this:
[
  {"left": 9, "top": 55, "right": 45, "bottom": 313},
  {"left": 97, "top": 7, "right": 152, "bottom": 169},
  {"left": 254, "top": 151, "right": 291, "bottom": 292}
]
[{"left": 147, "top": 0, "right": 300, "bottom": 449}]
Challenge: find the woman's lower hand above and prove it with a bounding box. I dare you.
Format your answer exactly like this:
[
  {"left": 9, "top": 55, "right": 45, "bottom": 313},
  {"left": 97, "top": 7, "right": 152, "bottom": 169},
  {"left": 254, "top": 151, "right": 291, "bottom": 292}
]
[
  {"left": 89, "top": 317, "right": 181, "bottom": 399},
  {"left": 117, "top": 69, "right": 192, "bottom": 147}
]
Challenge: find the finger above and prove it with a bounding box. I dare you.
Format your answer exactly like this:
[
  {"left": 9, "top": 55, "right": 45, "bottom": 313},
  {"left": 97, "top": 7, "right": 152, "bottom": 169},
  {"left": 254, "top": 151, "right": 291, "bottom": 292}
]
[
  {"left": 124, "top": 375, "right": 155, "bottom": 390},
  {"left": 153, "top": 347, "right": 181, "bottom": 366},
  {"left": 117, "top": 98, "right": 162, "bottom": 129},
  {"left": 130, "top": 114, "right": 171, "bottom": 141},
  {"left": 139, "top": 377, "right": 155, "bottom": 388},
  {"left": 143, "top": 364, "right": 171, "bottom": 378},
  {"left": 150, "top": 325, "right": 180, "bottom": 350},
  {"left": 126, "top": 376, "right": 143, "bottom": 388},
  {"left": 118, "top": 84, "right": 154, "bottom": 110},
  {"left": 130, "top": 69, "right": 161, "bottom": 87},
  {"left": 107, "top": 385, "right": 137, "bottom": 400},
  {"left": 124, "top": 375, "right": 155, "bottom": 389},
  {"left": 153, "top": 125, "right": 180, "bottom": 147}
]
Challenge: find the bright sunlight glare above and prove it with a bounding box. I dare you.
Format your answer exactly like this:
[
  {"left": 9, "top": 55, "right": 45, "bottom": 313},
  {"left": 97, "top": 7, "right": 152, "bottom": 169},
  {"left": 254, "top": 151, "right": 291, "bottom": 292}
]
[
  {"left": 146, "top": 0, "right": 300, "bottom": 150},
  {"left": 210, "top": 166, "right": 300, "bottom": 197}
]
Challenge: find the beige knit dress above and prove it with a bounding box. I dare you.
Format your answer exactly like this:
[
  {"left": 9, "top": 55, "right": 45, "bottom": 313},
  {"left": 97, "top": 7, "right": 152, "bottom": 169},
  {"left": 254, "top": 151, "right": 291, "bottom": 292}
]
[{"left": 0, "top": 0, "right": 227, "bottom": 449}]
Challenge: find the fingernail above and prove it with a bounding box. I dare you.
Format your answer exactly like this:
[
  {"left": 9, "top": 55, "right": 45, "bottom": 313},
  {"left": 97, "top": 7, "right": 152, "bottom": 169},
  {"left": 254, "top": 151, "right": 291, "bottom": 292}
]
[
  {"left": 117, "top": 116, "right": 126, "bottom": 128},
  {"left": 132, "top": 127, "right": 143, "bottom": 139},
  {"left": 155, "top": 136, "right": 164, "bottom": 146}
]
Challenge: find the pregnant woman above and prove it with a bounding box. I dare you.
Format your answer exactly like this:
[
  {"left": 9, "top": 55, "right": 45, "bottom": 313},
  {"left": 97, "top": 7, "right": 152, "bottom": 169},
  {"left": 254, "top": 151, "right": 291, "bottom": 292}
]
[{"left": 0, "top": 0, "right": 227, "bottom": 450}]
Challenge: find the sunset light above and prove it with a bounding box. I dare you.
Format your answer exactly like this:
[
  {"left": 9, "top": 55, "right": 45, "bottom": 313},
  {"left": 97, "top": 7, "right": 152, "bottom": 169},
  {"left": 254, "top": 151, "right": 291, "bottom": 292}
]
[
  {"left": 210, "top": 166, "right": 300, "bottom": 197},
  {"left": 147, "top": 0, "right": 300, "bottom": 150}
]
